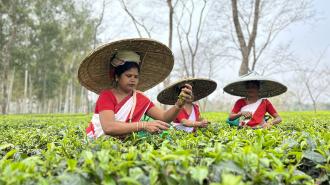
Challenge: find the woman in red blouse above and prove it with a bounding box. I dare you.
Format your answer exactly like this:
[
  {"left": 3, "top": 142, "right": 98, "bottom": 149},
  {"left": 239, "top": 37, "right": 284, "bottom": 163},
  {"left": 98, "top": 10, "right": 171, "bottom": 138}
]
[
  {"left": 173, "top": 95, "right": 208, "bottom": 132},
  {"left": 78, "top": 39, "right": 193, "bottom": 139},
  {"left": 158, "top": 78, "right": 217, "bottom": 132},
  {"left": 224, "top": 73, "right": 287, "bottom": 128}
]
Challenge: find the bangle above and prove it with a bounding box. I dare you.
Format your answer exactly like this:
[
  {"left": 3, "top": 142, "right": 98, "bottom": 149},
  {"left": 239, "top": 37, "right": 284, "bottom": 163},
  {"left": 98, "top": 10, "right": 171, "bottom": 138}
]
[{"left": 142, "top": 122, "right": 145, "bottom": 130}]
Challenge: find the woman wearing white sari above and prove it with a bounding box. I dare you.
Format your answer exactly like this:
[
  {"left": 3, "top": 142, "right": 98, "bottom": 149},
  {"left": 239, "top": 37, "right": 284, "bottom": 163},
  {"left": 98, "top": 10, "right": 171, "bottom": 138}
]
[
  {"left": 157, "top": 78, "right": 217, "bottom": 133},
  {"left": 78, "top": 39, "right": 193, "bottom": 139},
  {"left": 223, "top": 72, "right": 287, "bottom": 128}
]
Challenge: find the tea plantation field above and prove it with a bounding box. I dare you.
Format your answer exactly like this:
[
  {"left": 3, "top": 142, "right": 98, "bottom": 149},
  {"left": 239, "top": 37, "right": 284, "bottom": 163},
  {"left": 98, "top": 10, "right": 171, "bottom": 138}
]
[{"left": 0, "top": 112, "right": 329, "bottom": 185}]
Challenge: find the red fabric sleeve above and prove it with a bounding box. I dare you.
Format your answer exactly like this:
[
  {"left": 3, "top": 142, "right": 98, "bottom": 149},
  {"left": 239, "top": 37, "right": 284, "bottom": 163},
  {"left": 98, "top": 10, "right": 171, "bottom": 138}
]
[
  {"left": 265, "top": 99, "right": 277, "bottom": 116},
  {"left": 231, "top": 99, "right": 246, "bottom": 113},
  {"left": 96, "top": 90, "right": 116, "bottom": 113},
  {"left": 175, "top": 109, "right": 188, "bottom": 123},
  {"left": 146, "top": 101, "right": 155, "bottom": 112}
]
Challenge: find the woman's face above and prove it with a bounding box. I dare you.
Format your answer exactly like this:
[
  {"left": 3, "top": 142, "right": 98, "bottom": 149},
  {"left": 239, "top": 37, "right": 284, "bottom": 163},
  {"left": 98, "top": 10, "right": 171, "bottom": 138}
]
[
  {"left": 246, "top": 83, "right": 259, "bottom": 99},
  {"left": 116, "top": 67, "right": 139, "bottom": 93}
]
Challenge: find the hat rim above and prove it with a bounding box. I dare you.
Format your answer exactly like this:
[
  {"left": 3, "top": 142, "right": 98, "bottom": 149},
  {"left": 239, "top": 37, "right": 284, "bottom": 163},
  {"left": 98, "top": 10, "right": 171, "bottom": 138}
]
[
  {"left": 78, "top": 38, "right": 174, "bottom": 94},
  {"left": 223, "top": 76, "right": 287, "bottom": 98}
]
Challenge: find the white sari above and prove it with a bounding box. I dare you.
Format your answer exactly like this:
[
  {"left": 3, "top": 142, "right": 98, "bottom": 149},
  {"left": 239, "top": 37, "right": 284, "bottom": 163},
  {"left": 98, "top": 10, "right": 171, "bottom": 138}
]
[
  {"left": 173, "top": 108, "right": 196, "bottom": 133},
  {"left": 86, "top": 91, "right": 150, "bottom": 139},
  {"left": 240, "top": 99, "right": 264, "bottom": 126}
]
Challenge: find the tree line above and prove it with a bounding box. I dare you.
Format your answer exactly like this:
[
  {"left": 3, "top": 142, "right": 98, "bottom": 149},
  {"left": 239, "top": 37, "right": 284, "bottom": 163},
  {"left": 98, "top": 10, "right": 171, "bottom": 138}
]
[{"left": 1, "top": 0, "right": 329, "bottom": 114}]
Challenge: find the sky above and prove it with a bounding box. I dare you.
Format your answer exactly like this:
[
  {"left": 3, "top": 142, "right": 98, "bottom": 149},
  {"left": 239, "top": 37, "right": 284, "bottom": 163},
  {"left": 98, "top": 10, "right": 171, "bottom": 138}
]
[{"left": 279, "top": 0, "right": 330, "bottom": 57}]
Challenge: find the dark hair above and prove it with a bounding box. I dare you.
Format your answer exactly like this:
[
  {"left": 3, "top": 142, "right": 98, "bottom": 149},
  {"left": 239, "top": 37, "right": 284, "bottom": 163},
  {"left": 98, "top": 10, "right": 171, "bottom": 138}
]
[
  {"left": 245, "top": 80, "right": 260, "bottom": 89},
  {"left": 114, "top": 62, "right": 140, "bottom": 77}
]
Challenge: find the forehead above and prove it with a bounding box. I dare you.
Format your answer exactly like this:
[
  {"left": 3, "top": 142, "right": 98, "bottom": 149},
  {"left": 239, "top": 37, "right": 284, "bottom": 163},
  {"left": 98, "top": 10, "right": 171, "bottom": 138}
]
[{"left": 123, "top": 68, "right": 139, "bottom": 74}]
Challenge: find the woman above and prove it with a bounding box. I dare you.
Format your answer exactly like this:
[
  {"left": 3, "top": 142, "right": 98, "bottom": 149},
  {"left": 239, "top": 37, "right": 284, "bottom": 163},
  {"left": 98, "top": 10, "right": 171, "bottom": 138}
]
[
  {"left": 157, "top": 78, "right": 217, "bottom": 132},
  {"left": 223, "top": 72, "right": 287, "bottom": 128},
  {"left": 78, "top": 39, "right": 193, "bottom": 139}
]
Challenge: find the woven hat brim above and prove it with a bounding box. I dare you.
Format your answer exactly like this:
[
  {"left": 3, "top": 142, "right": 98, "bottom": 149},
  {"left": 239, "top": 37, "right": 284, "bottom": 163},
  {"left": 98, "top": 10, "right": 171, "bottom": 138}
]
[
  {"left": 157, "top": 78, "right": 217, "bottom": 105},
  {"left": 78, "top": 38, "right": 174, "bottom": 94},
  {"left": 223, "top": 78, "right": 287, "bottom": 98}
]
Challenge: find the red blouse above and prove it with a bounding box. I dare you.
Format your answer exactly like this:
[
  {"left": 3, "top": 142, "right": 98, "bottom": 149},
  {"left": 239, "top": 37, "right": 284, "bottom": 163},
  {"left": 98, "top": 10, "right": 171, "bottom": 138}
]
[
  {"left": 95, "top": 90, "right": 154, "bottom": 122},
  {"left": 231, "top": 98, "right": 277, "bottom": 127},
  {"left": 175, "top": 103, "right": 201, "bottom": 123}
]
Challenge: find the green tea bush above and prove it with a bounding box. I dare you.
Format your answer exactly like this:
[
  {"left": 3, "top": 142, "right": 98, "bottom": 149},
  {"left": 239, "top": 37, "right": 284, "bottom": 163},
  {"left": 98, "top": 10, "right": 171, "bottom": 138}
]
[{"left": 0, "top": 112, "right": 329, "bottom": 185}]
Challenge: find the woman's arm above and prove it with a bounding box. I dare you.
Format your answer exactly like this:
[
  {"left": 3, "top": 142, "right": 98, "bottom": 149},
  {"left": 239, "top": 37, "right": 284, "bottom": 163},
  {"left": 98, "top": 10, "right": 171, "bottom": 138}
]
[
  {"left": 229, "top": 99, "right": 253, "bottom": 121},
  {"left": 270, "top": 113, "right": 282, "bottom": 125},
  {"left": 197, "top": 117, "right": 208, "bottom": 123},
  {"left": 262, "top": 113, "right": 282, "bottom": 128},
  {"left": 99, "top": 110, "right": 169, "bottom": 136},
  {"left": 263, "top": 100, "right": 282, "bottom": 127},
  {"left": 229, "top": 111, "right": 252, "bottom": 120},
  {"left": 147, "top": 105, "right": 181, "bottom": 123},
  {"left": 229, "top": 112, "right": 242, "bottom": 120},
  {"left": 147, "top": 84, "right": 193, "bottom": 123},
  {"left": 181, "top": 119, "right": 208, "bottom": 128},
  {"left": 99, "top": 110, "right": 141, "bottom": 136}
]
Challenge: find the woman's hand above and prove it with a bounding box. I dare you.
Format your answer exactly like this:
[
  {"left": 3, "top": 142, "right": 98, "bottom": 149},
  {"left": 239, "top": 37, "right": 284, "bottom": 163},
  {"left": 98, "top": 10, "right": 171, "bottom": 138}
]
[
  {"left": 200, "top": 120, "right": 209, "bottom": 128},
  {"left": 143, "top": 120, "right": 170, "bottom": 133},
  {"left": 240, "top": 111, "right": 252, "bottom": 119},
  {"left": 176, "top": 84, "right": 193, "bottom": 108},
  {"left": 262, "top": 121, "right": 273, "bottom": 129},
  {"left": 194, "top": 120, "right": 209, "bottom": 128}
]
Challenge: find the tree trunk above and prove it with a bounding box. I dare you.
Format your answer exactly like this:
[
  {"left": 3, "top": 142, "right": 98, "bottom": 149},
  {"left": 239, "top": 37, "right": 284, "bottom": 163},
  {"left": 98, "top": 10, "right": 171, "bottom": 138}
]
[
  {"left": 1, "top": 63, "right": 9, "bottom": 114},
  {"left": 69, "top": 80, "right": 72, "bottom": 113},
  {"left": 80, "top": 86, "right": 86, "bottom": 113},
  {"left": 1, "top": 43, "right": 11, "bottom": 114},
  {"left": 201, "top": 97, "right": 208, "bottom": 112},
  {"left": 1, "top": 3, "right": 17, "bottom": 114},
  {"left": 24, "top": 66, "right": 28, "bottom": 113},
  {"left": 239, "top": 54, "right": 250, "bottom": 76},
  {"left": 47, "top": 99, "right": 52, "bottom": 114},
  {"left": 28, "top": 75, "right": 32, "bottom": 113},
  {"left": 231, "top": 0, "right": 260, "bottom": 76},
  {"left": 58, "top": 87, "right": 62, "bottom": 113},
  {"left": 70, "top": 80, "right": 75, "bottom": 113},
  {"left": 85, "top": 88, "right": 90, "bottom": 114},
  {"left": 64, "top": 80, "right": 70, "bottom": 113},
  {"left": 191, "top": 56, "right": 195, "bottom": 77},
  {"left": 167, "top": 0, "right": 174, "bottom": 50},
  {"left": 162, "top": 0, "right": 175, "bottom": 109},
  {"left": 7, "top": 67, "right": 16, "bottom": 113},
  {"left": 305, "top": 81, "right": 317, "bottom": 113},
  {"left": 312, "top": 100, "right": 317, "bottom": 113},
  {"left": 42, "top": 73, "right": 47, "bottom": 113}
]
